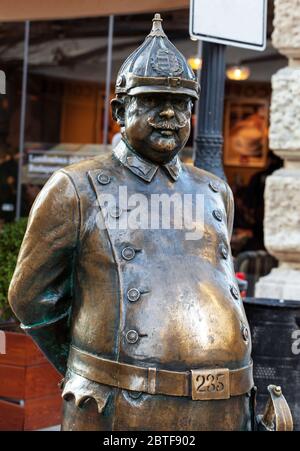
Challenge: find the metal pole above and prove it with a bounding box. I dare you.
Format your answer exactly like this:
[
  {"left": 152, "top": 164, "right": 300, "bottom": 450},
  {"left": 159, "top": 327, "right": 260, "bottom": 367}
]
[
  {"left": 16, "top": 20, "right": 30, "bottom": 221},
  {"left": 193, "top": 40, "right": 202, "bottom": 152},
  {"left": 103, "top": 15, "right": 114, "bottom": 146},
  {"left": 194, "top": 41, "right": 226, "bottom": 180}
]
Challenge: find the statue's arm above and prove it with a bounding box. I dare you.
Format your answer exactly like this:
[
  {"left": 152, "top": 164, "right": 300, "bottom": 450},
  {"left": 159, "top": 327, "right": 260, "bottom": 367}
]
[{"left": 8, "top": 170, "right": 80, "bottom": 375}]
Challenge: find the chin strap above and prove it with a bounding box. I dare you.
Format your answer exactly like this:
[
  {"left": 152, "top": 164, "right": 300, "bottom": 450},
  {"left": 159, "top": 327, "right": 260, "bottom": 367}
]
[{"left": 258, "top": 385, "right": 293, "bottom": 431}]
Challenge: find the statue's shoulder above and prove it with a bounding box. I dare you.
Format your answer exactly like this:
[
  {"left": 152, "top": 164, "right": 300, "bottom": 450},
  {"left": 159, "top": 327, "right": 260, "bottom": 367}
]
[
  {"left": 182, "top": 162, "right": 227, "bottom": 189},
  {"left": 51, "top": 151, "right": 119, "bottom": 198},
  {"left": 61, "top": 150, "right": 124, "bottom": 184},
  {"left": 62, "top": 151, "right": 114, "bottom": 177}
]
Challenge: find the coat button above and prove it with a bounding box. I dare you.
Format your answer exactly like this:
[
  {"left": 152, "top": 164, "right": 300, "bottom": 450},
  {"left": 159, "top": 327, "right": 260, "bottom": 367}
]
[
  {"left": 109, "top": 206, "right": 122, "bottom": 218},
  {"left": 122, "top": 247, "right": 136, "bottom": 261},
  {"left": 97, "top": 173, "right": 111, "bottom": 185},
  {"left": 241, "top": 325, "right": 249, "bottom": 342},
  {"left": 220, "top": 245, "right": 228, "bottom": 259},
  {"left": 209, "top": 181, "right": 219, "bottom": 193},
  {"left": 230, "top": 285, "right": 240, "bottom": 300},
  {"left": 127, "top": 288, "right": 141, "bottom": 302},
  {"left": 125, "top": 330, "right": 139, "bottom": 344},
  {"left": 213, "top": 209, "right": 223, "bottom": 222}
]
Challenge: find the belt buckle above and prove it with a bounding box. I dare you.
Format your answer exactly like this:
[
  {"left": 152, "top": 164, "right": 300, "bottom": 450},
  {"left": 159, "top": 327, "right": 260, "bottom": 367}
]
[{"left": 191, "top": 368, "right": 230, "bottom": 400}]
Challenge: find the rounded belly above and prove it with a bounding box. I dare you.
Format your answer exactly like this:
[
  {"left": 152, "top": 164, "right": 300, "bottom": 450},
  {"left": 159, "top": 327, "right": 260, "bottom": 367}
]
[{"left": 121, "top": 261, "right": 251, "bottom": 370}]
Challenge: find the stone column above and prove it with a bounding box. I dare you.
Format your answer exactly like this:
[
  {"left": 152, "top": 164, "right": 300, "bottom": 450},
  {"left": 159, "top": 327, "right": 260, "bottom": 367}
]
[{"left": 255, "top": 0, "right": 300, "bottom": 300}]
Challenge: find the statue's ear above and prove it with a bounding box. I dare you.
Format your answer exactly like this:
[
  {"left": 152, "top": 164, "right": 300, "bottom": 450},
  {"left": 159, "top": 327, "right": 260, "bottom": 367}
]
[{"left": 111, "top": 97, "right": 125, "bottom": 126}]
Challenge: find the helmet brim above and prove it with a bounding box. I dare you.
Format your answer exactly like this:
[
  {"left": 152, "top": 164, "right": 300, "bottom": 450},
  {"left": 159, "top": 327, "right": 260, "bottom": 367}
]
[{"left": 127, "top": 85, "right": 199, "bottom": 100}]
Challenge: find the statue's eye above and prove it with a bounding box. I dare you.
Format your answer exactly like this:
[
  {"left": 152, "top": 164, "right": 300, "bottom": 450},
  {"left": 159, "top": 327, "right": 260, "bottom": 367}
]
[
  {"left": 174, "top": 99, "right": 190, "bottom": 111},
  {"left": 140, "top": 96, "right": 157, "bottom": 108}
]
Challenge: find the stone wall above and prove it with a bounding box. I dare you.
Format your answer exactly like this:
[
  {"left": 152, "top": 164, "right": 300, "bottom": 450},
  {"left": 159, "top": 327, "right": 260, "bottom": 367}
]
[{"left": 255, "top": 0, "right": 300, "bottom": 300}]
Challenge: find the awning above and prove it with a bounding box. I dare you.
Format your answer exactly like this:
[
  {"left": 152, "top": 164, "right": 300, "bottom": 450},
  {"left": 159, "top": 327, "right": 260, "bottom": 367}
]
[{"left": 0, "top": 0, "right": 189, "bottom": 21}]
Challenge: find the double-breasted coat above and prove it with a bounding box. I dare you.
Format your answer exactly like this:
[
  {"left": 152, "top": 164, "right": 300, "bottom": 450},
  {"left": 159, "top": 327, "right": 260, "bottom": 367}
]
[{"left": 8, "top": 139, "right": 254, "bottom": 430}]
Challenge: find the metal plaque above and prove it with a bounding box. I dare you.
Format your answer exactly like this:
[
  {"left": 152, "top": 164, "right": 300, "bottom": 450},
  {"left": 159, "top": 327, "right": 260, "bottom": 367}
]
[{"left": 191, "top": 368, "right": 230, "bottom": 400}]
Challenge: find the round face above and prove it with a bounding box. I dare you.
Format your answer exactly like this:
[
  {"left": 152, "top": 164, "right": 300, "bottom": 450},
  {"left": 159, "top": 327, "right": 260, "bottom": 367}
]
[{"left": 123, "top": 93, "right": 193, "bottom": 164}]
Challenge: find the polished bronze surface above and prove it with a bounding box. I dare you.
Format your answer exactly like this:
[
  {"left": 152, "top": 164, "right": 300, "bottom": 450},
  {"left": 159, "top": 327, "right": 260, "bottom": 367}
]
[
  {"left": 61, "top": 369, "right": 253, "bottom": 431},
  {"left": 67, "top": 345, "right": 254, "bottom": 398},
  {"left": 7, "top": 13, "right": 289, "bottom": 431}
]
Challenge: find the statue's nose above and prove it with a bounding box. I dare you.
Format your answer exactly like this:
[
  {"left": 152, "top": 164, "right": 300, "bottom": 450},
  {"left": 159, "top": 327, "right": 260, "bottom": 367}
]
[{"left": 159, "top": 107, "right": 175, "bottom": 119}]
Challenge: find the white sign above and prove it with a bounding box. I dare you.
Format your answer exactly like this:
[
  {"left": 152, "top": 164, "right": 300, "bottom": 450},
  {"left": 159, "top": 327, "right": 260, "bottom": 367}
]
[{"left": 190, "top": 0, "right": 268, "bottom": 51}]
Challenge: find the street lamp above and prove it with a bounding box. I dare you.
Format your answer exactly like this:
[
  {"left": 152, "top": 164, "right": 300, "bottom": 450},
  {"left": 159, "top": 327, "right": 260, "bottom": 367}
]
[{"left": 226, "top": 65, "right": 251, "bottom": 81}]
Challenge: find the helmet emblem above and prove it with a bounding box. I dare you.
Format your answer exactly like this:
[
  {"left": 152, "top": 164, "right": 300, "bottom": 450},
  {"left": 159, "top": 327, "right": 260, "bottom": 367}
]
[{"left": 151, "top": 49, "right": 183, "bottom": 76}]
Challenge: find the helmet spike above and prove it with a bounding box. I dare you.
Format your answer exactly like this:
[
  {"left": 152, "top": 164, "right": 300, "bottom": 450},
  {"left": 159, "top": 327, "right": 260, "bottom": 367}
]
[
  {"left": 153, "top": 13, "right": 162, "bottom": 22},
  {"left": 148, "top": 13, "right": 166, "bottom": 37}
]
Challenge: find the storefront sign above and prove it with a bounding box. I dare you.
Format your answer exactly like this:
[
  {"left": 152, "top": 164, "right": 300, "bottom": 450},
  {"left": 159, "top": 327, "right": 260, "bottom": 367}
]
[
  {"left": 190, "top": 0, "right": 267, "bottom": 51},
  {"left": 22, "top": 145, "right": 108, "bottom": 184},
  {"left": 27, "top": 152, "right": 89, "bottom": 175}
]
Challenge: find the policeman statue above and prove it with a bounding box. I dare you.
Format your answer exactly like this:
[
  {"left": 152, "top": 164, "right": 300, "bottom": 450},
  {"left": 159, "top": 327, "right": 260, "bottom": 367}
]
[{"left": 8, "top": 14, "right": 292, "bottom": 431}]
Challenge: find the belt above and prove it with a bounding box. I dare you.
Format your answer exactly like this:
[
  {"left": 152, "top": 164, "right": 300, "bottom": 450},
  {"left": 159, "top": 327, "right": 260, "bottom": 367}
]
[{"left": 68, "top": 345, "right": 254, "bottom": 401}]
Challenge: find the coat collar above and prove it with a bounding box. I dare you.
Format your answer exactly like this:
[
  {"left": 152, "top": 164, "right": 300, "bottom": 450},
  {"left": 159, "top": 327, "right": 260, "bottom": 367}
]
[{"left": 113, "top": 139, "right": 182, "bottom": 183}]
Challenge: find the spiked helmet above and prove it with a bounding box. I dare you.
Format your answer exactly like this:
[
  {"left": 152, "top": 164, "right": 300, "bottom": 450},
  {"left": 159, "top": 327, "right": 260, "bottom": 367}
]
[{"left": 115, "top": 13, "right": 199, "bottom": 100}]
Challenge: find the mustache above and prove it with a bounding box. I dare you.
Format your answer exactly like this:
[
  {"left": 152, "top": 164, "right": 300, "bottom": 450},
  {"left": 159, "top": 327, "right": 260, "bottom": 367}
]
[{"left": 147, "top": 117, "right": 188, "bottom": 131}]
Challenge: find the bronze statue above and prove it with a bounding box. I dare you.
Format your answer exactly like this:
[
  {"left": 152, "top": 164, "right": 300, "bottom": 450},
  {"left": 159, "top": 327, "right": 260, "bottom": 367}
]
[{"left": 8, "top": 14, "right": 292, "bottom": 431}]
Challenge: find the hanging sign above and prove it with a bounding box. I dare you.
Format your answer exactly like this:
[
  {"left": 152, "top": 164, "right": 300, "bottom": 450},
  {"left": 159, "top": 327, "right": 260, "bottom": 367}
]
[{"left": 190, "top": 0, "right": 268, "bottom": 51}]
